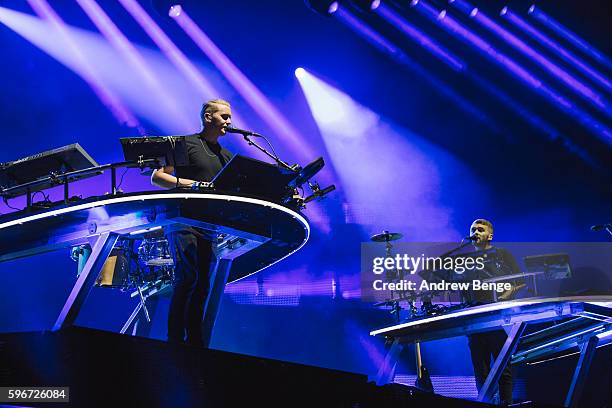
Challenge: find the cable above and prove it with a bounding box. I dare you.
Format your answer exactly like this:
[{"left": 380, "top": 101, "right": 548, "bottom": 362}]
[
  {"left": 116, "top": 167, "right": 130, "bottom": 191},
  {"left": 31, "top": 190, "right": 50, "bottom": 204},
  {"left": 3, "top": 196, "right": 21, "bottom": 211},
  {"left": 259, "top": 133, "right": 279, "bottom": 162}
]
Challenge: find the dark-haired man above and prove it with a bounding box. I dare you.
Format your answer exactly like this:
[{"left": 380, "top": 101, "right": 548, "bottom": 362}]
[
  {"left": 152, "top": 99, "right": 233, "bottom": 346},
  {"left": 465, "top": 218, "right": 521, "bottom": 405}
]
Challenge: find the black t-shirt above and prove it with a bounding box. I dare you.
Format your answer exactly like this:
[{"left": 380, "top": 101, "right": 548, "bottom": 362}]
[
  {"left": 463, "top": 246, "right": 522, "bottom": 304},
  {"left": 174, "top": 134, "right": 233, "bottom": 183}
]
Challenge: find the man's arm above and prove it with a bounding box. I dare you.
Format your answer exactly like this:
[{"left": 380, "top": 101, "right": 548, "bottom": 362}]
[
  {"left": 151, "top": 165, "right": 197, "bottom": 189},
  {"left": 502, "top": 249, "right": 521, "bottom": 276},
  {"left": 497, "top": 249, "right": 525, "bottom": 301}
]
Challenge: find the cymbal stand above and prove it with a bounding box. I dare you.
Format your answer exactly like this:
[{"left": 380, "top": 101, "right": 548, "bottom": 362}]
[{"left": 382, "top": 238, "right": 403, "bottom": 322}]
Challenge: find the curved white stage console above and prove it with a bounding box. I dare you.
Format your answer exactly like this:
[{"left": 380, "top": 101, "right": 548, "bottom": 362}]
[
  {"left": 370, "top": 296, "right": 612, "bottom": 406},
  {"left": 0, "top": 191, "right": 310, "bottom": 346}
]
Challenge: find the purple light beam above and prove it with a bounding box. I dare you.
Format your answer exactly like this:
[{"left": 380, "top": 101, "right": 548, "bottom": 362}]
[
  {"left": 529, "top": 5, "right": 612, "bottom": 71},
  {"left": 171, "top": 9, "right": 319, "bottom": 162},
  {"left": 333, "top": 5, "right": 497, "bottom": 134},
  {"left": 450, "top": 0, "right": 610, "bottom": 116},
  {"left": 375, "top": 2, "right": 465, "bottom": 72},
  {"left": 502, "top": 8, "right": 611, "bottom": 94},
  {"left": 413, "top": 0, "right": 611, "bottom": 143},
  {"left": 115, "top": 0, "right": 245, "bottom": 124},
  {"left": 171, "top": 7, "right": 334, "bottom": 233},
  {"left": 371, "top": 4, "right": 594, "bottom": 163},
  {"left": 26, "top": 0, "right": 142, "bottom": 132},
  {"left": 75, "top": 0, "right": 192, "bottom": 130}
]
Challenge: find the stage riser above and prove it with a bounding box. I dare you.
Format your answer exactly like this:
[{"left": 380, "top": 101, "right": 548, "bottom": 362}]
[{"left": 0, "top": 327, "right": 490, "bottom": 407}]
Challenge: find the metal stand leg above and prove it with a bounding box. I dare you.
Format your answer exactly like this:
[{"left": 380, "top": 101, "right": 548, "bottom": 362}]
[
  {"left": 120, "top": 287, "right": 159, "bottom": 336},
  {"left": 201, "top": 258, "right": 233, "bottom": 348},
  {"left": 564, "top": 335, "right": 599, "bottom": 408},
  {"left": 137, "top": 286, "right": 151, "bottom": 322},
  {"left": 121, "top": 287, "right": 150, "bottom": 335},
  {"left": 53, "top": 232, "right": 119, "bottom": 331},
  {"left": 374, "top": 338, "right": 403, "bottom": 385},
  {"left": 133, "top": 295, "right": 160, "bottom": 337},
  {"left": 121, "top": 301, "right": 145, "bottom": 334},
  {"left": 478, "top": 322, "right": 526, "bottom": 403}
]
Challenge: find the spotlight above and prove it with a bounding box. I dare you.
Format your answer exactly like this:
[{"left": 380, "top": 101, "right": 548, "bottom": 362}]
[
  {"left": 151, "top": 0, "right": 182, "bottom": 18},
  {"left": 304, "top": 0, "right": 340, "bottom": 15},
  {"left": 437, "top": 9, "right": 447, "bottom": 20},
  {"left": 410, "top": 0, "right": 419, "bottom": 6},
  {"left": 329, "top": 1, "right": 339, "bottom": 13},
  {"left": 469, "top": 7, "right": 478, "bottom": 17},
  {"left": 528, "top": 4, "right": 535, "bottom": 14},
  {"left": 347, "top": 0, "right": 381, "bottom": 11},
  {"left": 500, "top": 6, "right": 507, "bottom": 16},
  {"left": 168, "top": 4, "right": 182, "bottom": 18},
  {"left": 295, "top": 67, "right": 306, "bottom": 79}
]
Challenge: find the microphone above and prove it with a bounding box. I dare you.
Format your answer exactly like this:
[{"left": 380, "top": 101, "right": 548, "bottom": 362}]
[
  {"left": 591, "top": 223, "right": 612, "bottom": 231},
  {"left": 225, "top": 126, "right": 263, "bottom": 137},
  {"left": 293, "top": 157, "right": 324, "bottom": 186},
  {"left": 464, "top": 235, "right": 478, "bottom": 241},
  {"left": 304, "top": 183, "right": 336, "bottom": 203}
]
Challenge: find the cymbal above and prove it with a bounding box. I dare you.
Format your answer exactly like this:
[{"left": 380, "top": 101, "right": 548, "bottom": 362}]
[{"left": 370, "top": 231, "right": 403, "bottom": 242}]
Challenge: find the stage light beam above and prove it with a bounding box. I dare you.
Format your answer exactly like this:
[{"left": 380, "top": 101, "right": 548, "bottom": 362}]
[
  {"left": 117, "top": 0, "right": 233, "bottom": 123},
  {"left": 24, "top": 0, "right": 142, "bottom": 132},
  {"left": 171, "top": 8, "right": 320, "bottom": 162},
  {"left": 450, "top": 0, "right": 611, "bottom": 116},
  {"left": 413, "top": 0, "right": 612, "bottom": 143},
  {"left": 330, "top": 4, "right": 496, "bottom": 133},
  {"left": 374, "top": 3, "right": 465, "bottom": 72},
  {"left": 297, "top": 68, "right": 475, "bottom": 240},
  {"left": 529, "top": 5, "right": 612, "bottom": 71},
  {"left": 372, "top": 3, "right": 593, "bottom": 163},
  {"left": 75, "top": 0, "right": 192, "bottom": 131},
  {"left": 501, "top": 8, "right": 611, "bottom": 93}
]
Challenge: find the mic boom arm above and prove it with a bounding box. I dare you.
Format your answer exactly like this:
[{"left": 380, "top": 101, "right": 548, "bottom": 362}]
[{"left": 227, "top": 127, "right": 336, "bottom": 206}]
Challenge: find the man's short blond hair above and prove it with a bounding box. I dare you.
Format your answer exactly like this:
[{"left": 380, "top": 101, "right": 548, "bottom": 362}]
[
  {"left": 472, "top": 218, "right": 494, "bottom": 233},
  {"left": 200, "top": 99, "right": 230, "bottom": 126}
]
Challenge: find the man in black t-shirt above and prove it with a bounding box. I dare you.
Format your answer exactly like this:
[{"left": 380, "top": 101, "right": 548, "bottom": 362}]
[
  {"left": 152, "top": 99, "right": 233, "bottom": 346},
  {"left": 465, "top": 218, "right": 520, "bottom": 405}
]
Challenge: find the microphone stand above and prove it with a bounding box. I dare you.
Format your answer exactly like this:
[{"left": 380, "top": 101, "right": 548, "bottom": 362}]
[
  {"left": 241, "top": 133, "right": 300, "bottom": 173},
  {"left": 440, "top": 239, "right": 475, "bottom": 259},
  {"left": 240, "top": 132, "right": 334, "bottom": 207},
  {"left": 419, "top": 238, "right": 475, "bottom": 303}
]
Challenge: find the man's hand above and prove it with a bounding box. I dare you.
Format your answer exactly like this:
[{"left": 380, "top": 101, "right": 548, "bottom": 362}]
[
  {"left": 498, "top": 283, "right": 526, "bottom": 301},
  {"left": 190, "top": 181, "right": 214, "bottom": 190},
  {"left": 151, "top": 166, "right": 196, "bottom": 189}
]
